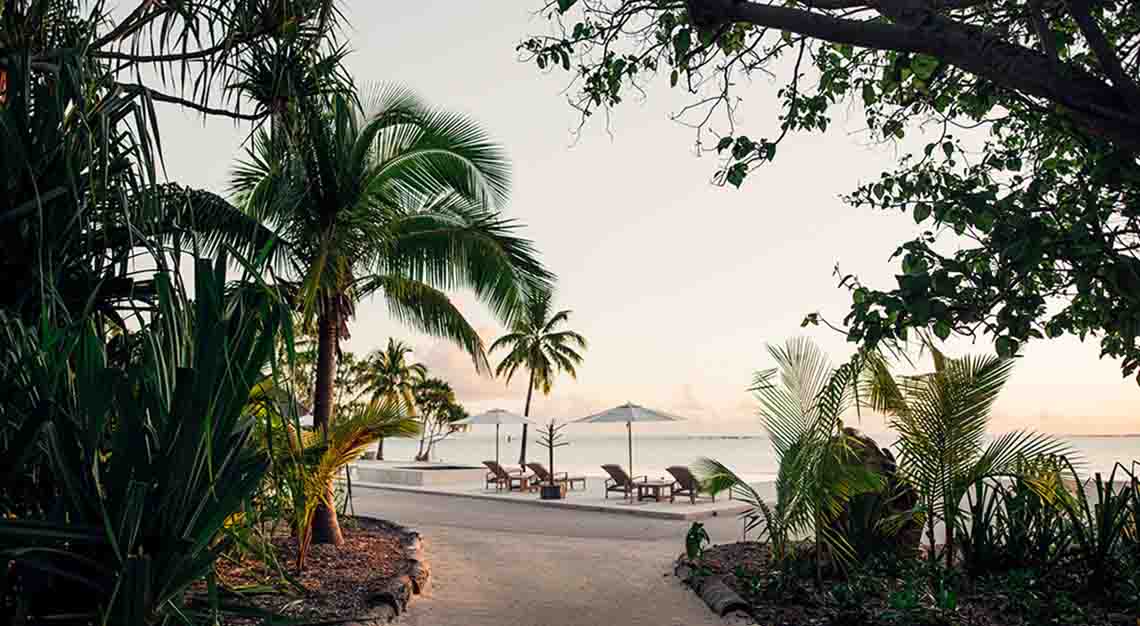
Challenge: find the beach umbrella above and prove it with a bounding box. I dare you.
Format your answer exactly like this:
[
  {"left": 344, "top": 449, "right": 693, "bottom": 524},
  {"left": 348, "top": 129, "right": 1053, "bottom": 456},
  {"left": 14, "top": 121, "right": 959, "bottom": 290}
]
[
  {"left": 572, "top": 402, "right": 686, "bottom": 495},
  {"left": 453, "top": 409, "right": 533, "bottom": 465}
]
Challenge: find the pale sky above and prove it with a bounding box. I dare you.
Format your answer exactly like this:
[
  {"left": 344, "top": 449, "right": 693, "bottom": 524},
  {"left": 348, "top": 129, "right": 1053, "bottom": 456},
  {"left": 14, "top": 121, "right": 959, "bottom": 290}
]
[{"left": 154, "top": 1, "right": 1140, "bottom": 434}]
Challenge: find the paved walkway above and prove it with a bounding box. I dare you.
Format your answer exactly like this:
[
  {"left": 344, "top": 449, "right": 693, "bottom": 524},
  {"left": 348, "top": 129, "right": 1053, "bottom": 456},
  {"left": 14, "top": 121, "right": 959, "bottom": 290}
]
[{"left": 351, "top": 489, "right": 748, "bottom": 626}]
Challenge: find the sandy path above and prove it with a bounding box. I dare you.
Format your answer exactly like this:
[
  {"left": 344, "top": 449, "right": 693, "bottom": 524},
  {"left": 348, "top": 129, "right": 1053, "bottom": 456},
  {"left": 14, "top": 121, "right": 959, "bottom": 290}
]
[{"left": 351, "top": 488, "right": 744, "bottom": 626}]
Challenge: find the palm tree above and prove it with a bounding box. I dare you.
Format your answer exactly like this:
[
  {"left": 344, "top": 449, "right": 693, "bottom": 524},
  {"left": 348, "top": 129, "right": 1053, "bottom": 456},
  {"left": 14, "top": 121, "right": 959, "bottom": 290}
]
[
  {"left": 224, "top": 87, "right": 551, "bottom": 544},
  {"left": 861, "top": 345, "right": 1074, "bottom": 568},
  {"left": 697, "top": 338, "right": 883, "bottom": 584},
  {"left": 361, "top": 338, "right": 427, "bottom": 459},
  {"left": 489, "top": 290, "right": 586, "bottom": 466}
]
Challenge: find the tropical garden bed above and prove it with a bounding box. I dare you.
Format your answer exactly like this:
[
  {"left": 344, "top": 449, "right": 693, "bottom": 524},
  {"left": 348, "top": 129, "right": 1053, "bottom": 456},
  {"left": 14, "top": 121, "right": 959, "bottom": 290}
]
[
  {"left": 681, "top": 338, "right": 1140, "bottom": 626},
  {"left": 203, "top": 517, "right": 428, "bottom": 625},
  {"left": 678, "top": 541, "right": 1138, "bottom": 626}
]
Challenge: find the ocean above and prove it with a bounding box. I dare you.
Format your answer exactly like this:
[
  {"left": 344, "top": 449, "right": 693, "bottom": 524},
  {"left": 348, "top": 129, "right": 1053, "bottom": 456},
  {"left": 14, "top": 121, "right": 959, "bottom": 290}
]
[{"left": 381, "top": 430, "right": 1140, "bottom": 483}]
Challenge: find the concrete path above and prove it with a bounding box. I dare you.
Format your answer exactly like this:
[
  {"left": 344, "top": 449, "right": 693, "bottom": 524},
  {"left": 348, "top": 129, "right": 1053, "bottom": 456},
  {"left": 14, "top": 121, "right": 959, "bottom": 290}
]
[{"left": 351, "top": 488, "right": 748, "bottom": 626}]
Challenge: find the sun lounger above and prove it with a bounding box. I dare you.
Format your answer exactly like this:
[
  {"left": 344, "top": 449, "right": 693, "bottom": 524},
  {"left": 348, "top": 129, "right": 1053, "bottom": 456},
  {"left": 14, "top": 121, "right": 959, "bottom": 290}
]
[
  {"left": 667, "top": 465, "right": 724, "bottom": 504},
  {"left": 483, "top": 460, "right": 532, "bottom": 492},
  {"left": 601, "top": 464, "right": 647, "bottom": 498},
  {"left": 526, "top": 462, "right": 587, "bottom": 491}
]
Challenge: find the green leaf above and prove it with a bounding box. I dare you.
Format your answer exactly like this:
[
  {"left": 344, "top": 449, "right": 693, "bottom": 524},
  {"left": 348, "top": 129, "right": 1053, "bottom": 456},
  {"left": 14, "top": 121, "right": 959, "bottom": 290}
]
[
  {"left": 715, "top": 136, "right": 733, "bottom": 152},
  {"left": 556, "top": 0, "right": 578, "bottom": 12},
  {"left": 726, "top": 163, "right": 747, "bottom": 188},
  {"left": 995, "top": 336, "right": 1018, "bottom": 358},
  {"left": 914, "top": 203, "right": 931, "bottom": 223},
  {"left": 670, "top": 69, "right": 679, "bottom": 87},
  {"left": 934, "top": 320, "right": 951, "bottom": 340},
  {"left": 862, "top": 84, "right": 877, "bottom": 106},
  {"left": 910, "top": 55, "right": 940, "bottom": 80},
  {"left": 673, "top": 29, "right": 692, "bottom": 60}
]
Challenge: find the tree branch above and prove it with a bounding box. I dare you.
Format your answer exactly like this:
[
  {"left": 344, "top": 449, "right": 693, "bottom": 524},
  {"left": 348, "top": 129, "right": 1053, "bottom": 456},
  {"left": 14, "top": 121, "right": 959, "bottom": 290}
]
[
  {"left": 1028, "top": 0, "right": 1060, "bottom": 63},
  {"left": 123, "top": 85, "right": 266, "bottom": 121},
  {"left": 1066, "top": 0, "right": 1140, "bottom": 112},
  {"left": 684, "top": 0, "right": 1140, "bottom": 151}
]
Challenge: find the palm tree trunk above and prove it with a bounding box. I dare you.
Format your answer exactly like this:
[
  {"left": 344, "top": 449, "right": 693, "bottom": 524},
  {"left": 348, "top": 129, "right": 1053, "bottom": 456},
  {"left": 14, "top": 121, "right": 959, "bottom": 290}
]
[
  {"left": 375, "top": 437, "right": 384, "bottom": 460},
  {"left": 945, "top": 513, "right": 956, "bottom": 569},
  {"left": 311, "top": 295, "right": 344, "bottom": 546},
  {"left": 518, "top": 368, "right": 536, "bottom": 467}
]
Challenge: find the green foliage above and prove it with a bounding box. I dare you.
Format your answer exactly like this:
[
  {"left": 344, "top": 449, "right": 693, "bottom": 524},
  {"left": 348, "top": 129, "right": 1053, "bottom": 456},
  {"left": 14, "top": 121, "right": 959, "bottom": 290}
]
[
  {"left": 697, "top": 338, "right": 885, "bottom": 575},
  {"left": 0, "top": 255, "right": 288, "bottom": 624},
  {"left": 1058, "top": 461, "right": 1139, "bottom": 589},
  {"left": 862, "top": 344, "right": 1074, "bottom": 567},
  {"left": 686, "top": 522, "right": 711, "bottom": 560},
  {"left": 362, "top": 339, "right": 427, "bottom": 413},
  {"left": 490, "top": 289, "right": 588, "bottom": 393},
  {"left": 225, "top": 87, "right": 550, "bottom": 371},
  {"left": 412, "top": 377, "right": 467, "bottom": 461},
  {"left": 250, "top": 388, "right": 419, "bottom": 570},
  {"left": 490, "top": 288, "right": 586, "bottom": 463},
  {"left": 520, "top": 0, "right": 1140, "bottom": 381}
]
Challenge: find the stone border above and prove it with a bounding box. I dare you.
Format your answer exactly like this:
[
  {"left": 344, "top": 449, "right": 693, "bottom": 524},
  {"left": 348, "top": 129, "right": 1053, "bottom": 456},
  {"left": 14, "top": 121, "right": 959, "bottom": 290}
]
[
  {"left": 327, "top": 517, "right": 432, "bottom": 626},
  {"left": 674, "top": 557, "right": 753, "bottom": 625}
]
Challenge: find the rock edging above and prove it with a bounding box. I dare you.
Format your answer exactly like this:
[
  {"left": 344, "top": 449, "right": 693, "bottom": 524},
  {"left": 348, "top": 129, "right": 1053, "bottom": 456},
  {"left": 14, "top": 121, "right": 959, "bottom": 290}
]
[
  {"left": 341, "top": 518, "right": 431, "bottom": 626},
  {"left": 674, "top": 557, "right": 753, "bottom": 624}
]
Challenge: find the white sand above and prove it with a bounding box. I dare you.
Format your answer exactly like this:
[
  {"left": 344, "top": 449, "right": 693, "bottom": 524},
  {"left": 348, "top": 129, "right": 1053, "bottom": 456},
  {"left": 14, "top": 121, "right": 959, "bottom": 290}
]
[{"left": 351, "top": 488, "right": 748, "bottom": 626}]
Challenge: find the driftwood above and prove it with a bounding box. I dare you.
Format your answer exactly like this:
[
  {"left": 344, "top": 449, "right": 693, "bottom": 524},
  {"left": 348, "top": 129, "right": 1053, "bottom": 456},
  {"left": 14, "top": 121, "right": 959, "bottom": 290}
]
[
  {"left": 674, "top": 557, "right": 750, "bottom": 619},
  {"left": 698, "top": 576, "right": 750, "bottom": 617}
]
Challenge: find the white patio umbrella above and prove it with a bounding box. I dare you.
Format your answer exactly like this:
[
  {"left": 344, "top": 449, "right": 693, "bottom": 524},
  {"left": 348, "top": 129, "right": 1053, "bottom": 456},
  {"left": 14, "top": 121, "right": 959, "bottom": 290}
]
[
  {"left": 453, "top": 409, "right": 533, "bottom": 465},
  {"left": 572, "top": 402, "right": 686, "bottom": 495}
]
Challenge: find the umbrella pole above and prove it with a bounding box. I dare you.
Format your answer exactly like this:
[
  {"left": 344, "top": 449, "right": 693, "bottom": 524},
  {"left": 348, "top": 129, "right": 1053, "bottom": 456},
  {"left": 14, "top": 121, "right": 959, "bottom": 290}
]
[
  {"left": 627, "top": 421, "right": 633, "bottom": 501},
  {"left": 495, "top": 424, "right": 500, "bottom": 464}
]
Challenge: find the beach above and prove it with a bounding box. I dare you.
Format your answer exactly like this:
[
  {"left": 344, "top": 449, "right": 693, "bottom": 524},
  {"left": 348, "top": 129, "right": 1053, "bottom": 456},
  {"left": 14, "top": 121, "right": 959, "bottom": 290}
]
[{"left": 386, "top": 432, "right": 1140, "bottom": 482}]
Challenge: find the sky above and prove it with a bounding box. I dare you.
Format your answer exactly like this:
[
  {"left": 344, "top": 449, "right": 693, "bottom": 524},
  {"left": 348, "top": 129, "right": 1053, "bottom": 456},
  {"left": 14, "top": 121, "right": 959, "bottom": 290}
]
[{"left": 152, "top": 1, "right": 1140, "bottom": 435}]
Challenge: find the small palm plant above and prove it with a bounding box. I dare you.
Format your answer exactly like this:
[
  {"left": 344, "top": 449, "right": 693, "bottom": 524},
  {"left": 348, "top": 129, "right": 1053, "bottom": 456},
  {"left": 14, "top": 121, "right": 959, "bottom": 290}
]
[
  {"left": 251, "top": 394, "right": 419, "bottom": 570},
  {"left": 536, "top": 421, "right": 570, "bottom": 486},
  {"left": 861, "top": 344, "right": 1075, "bottom": 568},
  {"left": 698, "top": 338, "right": 884, "bottom": 583}
]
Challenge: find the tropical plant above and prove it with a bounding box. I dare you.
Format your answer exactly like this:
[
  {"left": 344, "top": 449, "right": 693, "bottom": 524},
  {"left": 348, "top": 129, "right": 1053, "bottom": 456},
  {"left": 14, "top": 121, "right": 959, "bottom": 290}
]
[
  {"left": 958, "top": 470, "right": 1074, "bottom": 578},
  {"left": 686, "top": 522, "right": 711, "bottom": 560},
  {"left": 361, "top": 339, "right": 428, "bottom": 458},
  {"left": 698, "top": 338, "right": 885, "bottom": 583},
  {"left": 411, "top": 378, "right": 467, "bottom": 461},
  {"left": 524, "top": 2, "right": 1140, "bottom": 383},
  {"left": 536, "top": 420, "right": 570, "bottom": 486},
  {"left": 1058, "top": 461, "right": 1138, "bottom": 589},
  {"left": 0, "top": 255, "right": 290, "bottom": 624},
  {"left": 862, "top": 345, "right": 1075, "bottom": 568},
  {"left": 222, "top": 87, "right": 551, "bottom": 543},
  {"left": 1, "top": 0, "right": 348, "bottom": 327},
  {"left": 489, "top": 289, "right": 586, "bottom": 465},
  {"left": 251, "top": 394, "right": 419, "bottom": 570}
]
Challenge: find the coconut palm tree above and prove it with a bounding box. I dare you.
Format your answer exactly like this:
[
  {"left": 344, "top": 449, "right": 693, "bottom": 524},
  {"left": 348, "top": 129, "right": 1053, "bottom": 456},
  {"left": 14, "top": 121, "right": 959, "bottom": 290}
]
[
  {"left": 489, "top": 290, "right": 586, "bottom": 466},
  {"left": 223, "top": 87, "right": 551, "bottom": 544},
  {"left": 861, "top": 345, "right": 1075, "bottom": 568},
  {"left": 361, "top": 338, "right": 427, "bottom": 459}
]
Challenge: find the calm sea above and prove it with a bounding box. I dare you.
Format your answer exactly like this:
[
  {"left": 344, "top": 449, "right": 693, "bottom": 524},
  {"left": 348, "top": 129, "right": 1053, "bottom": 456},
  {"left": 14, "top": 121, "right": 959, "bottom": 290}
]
[{"left": 382, "top": 431, "right": 1140, "bottom": 483}]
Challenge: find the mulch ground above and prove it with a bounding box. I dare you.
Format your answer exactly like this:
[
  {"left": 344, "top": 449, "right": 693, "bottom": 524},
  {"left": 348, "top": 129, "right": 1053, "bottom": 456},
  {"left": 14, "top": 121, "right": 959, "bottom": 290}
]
[
  {"left": 692, "top": 542, "right": 1137, "bottom": 626},
  {"left": 211, "top": 517, "right": 413, "bottom": 624}
]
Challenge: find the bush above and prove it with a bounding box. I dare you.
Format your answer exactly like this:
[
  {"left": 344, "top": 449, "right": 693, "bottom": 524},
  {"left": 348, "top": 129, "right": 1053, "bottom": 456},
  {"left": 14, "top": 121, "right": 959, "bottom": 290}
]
[{"left": 0, "top": 256, "right": 289, "bottom": 624}]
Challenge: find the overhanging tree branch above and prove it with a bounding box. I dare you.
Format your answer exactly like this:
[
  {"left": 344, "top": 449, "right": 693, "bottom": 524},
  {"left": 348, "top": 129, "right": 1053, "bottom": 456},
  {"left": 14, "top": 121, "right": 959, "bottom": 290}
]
[{"left": 683, "top": 0, "right": 1140, "bottom": 150}]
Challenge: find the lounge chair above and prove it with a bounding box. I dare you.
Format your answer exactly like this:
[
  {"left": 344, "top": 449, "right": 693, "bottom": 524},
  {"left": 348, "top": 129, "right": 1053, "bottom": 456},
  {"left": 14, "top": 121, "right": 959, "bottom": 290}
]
[
  {"left": 667, "top": 465, "right": 724, "bottom": 504},
  {"left": 526, "top": 462, "right": 587, "bottom": 491},
  {"left": 483, "top": 460, "right": 532, "bottom": 492},
  {"left": 601, "top": 464, "right": 647, "bottom": 499}
]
